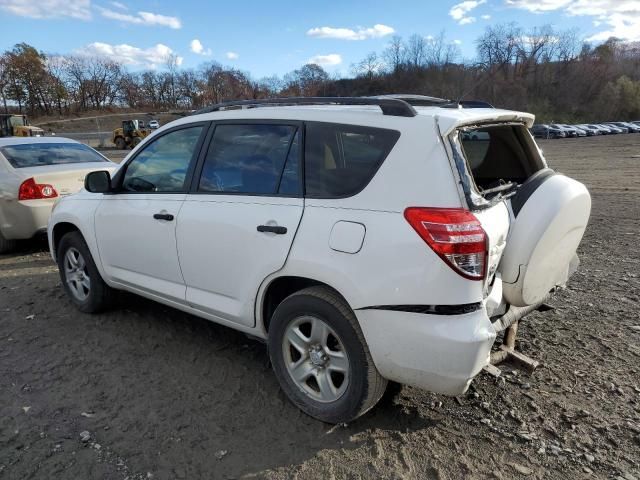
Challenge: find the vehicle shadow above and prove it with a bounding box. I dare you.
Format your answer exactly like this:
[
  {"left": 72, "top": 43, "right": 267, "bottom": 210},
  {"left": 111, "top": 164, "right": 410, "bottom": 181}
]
[{"left": 81, "top": 292, "right": 438, "bottom": 478}]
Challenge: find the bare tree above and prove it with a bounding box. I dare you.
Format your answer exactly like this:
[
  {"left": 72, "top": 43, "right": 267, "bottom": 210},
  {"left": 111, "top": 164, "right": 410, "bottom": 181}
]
[
  {"left": 352, "top": 52, "right": 383, "bottom": 80},
  {"left": 406, "top": 34, "right": 428, "bottom": 69},
  {"left": 383, "top": 35, "right": 406, "bottom": 73}
]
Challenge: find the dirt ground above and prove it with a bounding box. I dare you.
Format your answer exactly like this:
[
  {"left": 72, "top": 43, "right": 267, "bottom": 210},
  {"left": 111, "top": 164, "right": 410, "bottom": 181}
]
[{"left": 1, "top": 134, "right": 639, "bottom": 480}]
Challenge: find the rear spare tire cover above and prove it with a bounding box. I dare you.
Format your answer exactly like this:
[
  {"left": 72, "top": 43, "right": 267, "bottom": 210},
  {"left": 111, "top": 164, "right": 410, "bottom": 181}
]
[{"left": 500, "top": 174, "right": 591, "bottom": 307}]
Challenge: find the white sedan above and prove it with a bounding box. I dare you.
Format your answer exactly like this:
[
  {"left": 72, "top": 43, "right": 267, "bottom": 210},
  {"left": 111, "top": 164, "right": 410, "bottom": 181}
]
[{"left": 0, "top": 137, "right": 116, "bottom": 253}]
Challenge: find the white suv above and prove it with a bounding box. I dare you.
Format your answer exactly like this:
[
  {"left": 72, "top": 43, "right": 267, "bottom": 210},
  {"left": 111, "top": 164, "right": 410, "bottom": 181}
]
[{"left": 48, "top": 96, "right": 591, "bottom": 423}]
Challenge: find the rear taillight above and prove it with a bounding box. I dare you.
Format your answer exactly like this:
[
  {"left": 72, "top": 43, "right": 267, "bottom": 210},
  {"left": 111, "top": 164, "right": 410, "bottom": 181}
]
[
  {"left": 404, "top": 207, "right": 487, "bottom": 280},
  {"left": 18, "top": 177, "right": 58, "bottom": 201}
]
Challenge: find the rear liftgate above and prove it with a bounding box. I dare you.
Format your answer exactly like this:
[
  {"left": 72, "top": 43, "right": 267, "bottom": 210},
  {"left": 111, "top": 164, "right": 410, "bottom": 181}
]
[{"left": 446, "top": 121, "right": 591, "bottom": 377}]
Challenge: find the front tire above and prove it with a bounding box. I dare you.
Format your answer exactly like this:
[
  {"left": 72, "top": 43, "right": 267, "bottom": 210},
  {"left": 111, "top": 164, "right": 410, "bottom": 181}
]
[
  {"left": 57, "top": 231, "right": 114, "bottom": 313},
  {"left": 268, "top": 286, "right": 387, "bottom": 423}
]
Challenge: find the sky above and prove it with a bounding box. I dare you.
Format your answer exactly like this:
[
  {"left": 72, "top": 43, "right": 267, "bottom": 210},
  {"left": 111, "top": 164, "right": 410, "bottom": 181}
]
[{"left": 0, "top": 0, "right": 639, "bottom": 78}]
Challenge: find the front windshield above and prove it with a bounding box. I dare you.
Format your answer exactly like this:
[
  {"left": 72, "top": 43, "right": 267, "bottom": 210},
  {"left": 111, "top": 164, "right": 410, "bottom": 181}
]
[{"left": 1, "top": 143, "right": 108, "bottom": 168}]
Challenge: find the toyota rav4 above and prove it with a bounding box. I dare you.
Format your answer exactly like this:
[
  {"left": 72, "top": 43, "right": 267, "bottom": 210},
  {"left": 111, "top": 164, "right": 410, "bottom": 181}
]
[{"left": 48, "top": 96, "right": 591, "bottom": 423}]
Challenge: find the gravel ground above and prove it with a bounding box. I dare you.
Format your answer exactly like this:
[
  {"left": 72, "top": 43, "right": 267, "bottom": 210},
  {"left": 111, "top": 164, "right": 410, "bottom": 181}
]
[{"left": 1, "top": 134, "right": 639, "bottom": 480}]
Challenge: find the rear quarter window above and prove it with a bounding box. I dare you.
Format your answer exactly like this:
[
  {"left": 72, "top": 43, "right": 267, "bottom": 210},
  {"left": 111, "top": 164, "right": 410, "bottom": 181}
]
[{"left": 304, "top": 123, "right": 400, "bottom": 198}]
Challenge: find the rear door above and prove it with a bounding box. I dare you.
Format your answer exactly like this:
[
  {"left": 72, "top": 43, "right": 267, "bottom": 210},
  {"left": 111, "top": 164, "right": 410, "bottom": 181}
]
[
  {"left": 95, "top": 124, "right": 207, "bottom": 303},
  {"left": 177, "top": 122, "right": 303, "bottom": 327}
]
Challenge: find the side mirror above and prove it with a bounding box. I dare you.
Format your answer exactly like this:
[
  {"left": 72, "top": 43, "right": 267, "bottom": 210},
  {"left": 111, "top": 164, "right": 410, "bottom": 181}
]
[{"left": 85, "top": 170, "right": 112, "bottom": 193}]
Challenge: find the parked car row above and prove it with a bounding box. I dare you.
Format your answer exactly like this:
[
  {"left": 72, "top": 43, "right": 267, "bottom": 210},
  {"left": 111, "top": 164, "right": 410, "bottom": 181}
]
[{"left": 530, "top": 121, "right": 640, "bottom": 139}]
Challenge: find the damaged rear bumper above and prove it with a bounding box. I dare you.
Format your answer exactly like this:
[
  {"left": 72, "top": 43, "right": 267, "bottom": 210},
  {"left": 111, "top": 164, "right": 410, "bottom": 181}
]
[{"left": 355, "top": 307, "right": 496, "bottom": 395}]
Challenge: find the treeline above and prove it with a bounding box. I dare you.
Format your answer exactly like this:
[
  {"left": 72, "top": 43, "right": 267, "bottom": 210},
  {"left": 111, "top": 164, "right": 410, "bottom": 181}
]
[
  {"left": 337, "top": 26, "right": 640, "bottom": 122},
  {"left": 1, "top": 23, "right": 640, "bottom": 122}
]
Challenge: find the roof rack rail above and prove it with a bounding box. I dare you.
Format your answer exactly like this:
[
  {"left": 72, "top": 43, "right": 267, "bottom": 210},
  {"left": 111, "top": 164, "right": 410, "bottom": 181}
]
[
  {"left": 375, "top": 94, "right": 495, "bottom": 110},
  {"left": 194, "top": 96, "right": 418, "bottom": 117},
  {"left": 372, "top": 94, "right": 452, "bottom": 107}
]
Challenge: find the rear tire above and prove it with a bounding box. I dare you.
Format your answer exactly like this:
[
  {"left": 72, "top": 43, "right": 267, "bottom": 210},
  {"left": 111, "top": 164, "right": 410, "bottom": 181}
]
[
  {"left": 0, "top": 230, "right": 17, "bottom": 254},
  {"left": 268, "top": 286, "right": 387, "bottom": 423},
  {"left": 115, "top": 137, "right": 126, "bottom": 149},
  {"left": 57, "top": 231, "right": 115, "bottom": 313}
]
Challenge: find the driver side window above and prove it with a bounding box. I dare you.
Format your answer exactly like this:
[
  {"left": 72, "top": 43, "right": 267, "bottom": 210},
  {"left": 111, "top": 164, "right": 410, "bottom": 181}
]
[{"left": 122, "top": 125, "right": 204, "bottom": 193}]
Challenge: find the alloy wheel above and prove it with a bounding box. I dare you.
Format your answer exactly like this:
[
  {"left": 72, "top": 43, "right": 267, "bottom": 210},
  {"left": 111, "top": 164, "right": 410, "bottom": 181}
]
[
  {"left": 282, "top": 315, "right": 350, "bottom": 403},
  {"left": 63, "top": 247, "right": 90, "bottom": 301}
]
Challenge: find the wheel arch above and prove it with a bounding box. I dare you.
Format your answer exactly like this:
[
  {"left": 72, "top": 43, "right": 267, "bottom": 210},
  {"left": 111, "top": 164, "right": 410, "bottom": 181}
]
[
  {"left": 49, "top": 198, "right": 114, "bottom": 291},
  {"left": 51, "top": 221, "right": 82, "bottom": 261},
  {"left": 258, "top": 275, "right": 352, "bottom": 335}
]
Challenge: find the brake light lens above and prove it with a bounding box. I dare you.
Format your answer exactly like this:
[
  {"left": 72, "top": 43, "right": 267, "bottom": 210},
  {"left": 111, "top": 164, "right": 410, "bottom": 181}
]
[
  {"left": 18, "top": 177, "right": 58, "bottom": 201},
  {"left": 404, "top": 207, "right": 487, "bottom": 280}
]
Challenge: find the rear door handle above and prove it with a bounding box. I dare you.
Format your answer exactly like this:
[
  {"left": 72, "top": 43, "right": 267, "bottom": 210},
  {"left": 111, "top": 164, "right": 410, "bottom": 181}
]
[
  {"left": 153, "top": 213, "right": 174, "bottom": 221},
  {"left": 257, "top": 225, "right": 287, "bottom": 234}
]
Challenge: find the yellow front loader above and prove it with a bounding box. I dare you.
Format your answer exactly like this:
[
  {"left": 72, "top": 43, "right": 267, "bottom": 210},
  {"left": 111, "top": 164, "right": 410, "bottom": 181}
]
[
  {"left": 112, "top": 120, "right": 150, "bottom": 149},
  {"left": 0, "top": 114, "right": 44, "bottom": 137}
]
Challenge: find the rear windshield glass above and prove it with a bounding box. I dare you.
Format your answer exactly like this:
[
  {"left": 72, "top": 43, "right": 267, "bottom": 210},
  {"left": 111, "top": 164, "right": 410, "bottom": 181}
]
[
  {"left": 305, "top": 123, "right": 400, "bottom": 198},
  {"left": 1, "top": 143, "right": 107, "bottom": 168},
  {"left": 459, "top": 125, "right": 543, "bottom": 195}
]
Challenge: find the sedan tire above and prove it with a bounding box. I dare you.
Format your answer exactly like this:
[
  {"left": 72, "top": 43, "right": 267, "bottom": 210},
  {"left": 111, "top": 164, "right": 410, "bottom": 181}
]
[
  {"left": 268, "top": 286, "right": 387, "bottom": 423},
  {"left": 0, "top": 230, "right": 17, "bottom": 254}
]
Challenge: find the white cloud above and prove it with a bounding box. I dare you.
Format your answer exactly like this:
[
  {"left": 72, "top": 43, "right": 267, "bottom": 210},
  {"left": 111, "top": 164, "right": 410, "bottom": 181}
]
[
  {"left": 454, "top": 39, "right": 463, "bottom": 45},
  {"left": 99, "top": 8, "right": 181, "bottom": 29},
  {"left": 586, "top": 12, "right": 640, "bottom": 42},
  {"left": 481, "top": 14, "right": 492, "bottom": 19},
  {"left": 307, "top": 53, "right": 342, "bottom": 66},
  {"left": 449, "top": 0, "right": 486, "bottom": 25},
  {"left": 110, "top": 1, "right": 127, "bottom": 10},
  {"left": 190, "top": 39, "right": 212, "bottom": 56},
  {"left": 506, "top": 0, "right": 640, "bottom": 42},
  {"left": 0, "top": 0, "right": 90, "bottom": 19},
  {"left": 80, "top": 42, "right": 183, "bottom": 68},
  {"left": 225, "top": 51, "right": 239, "bottom": 60},
  {"left": 306, "top": 24, "right": 394, "bottom": 40},
  {"left": 505, "top": 0, "right": 571, "bottom": 12}
]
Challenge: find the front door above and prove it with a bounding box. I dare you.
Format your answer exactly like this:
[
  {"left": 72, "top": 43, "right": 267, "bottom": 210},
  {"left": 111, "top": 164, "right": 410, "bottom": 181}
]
[
  {"left": 95, "top": 124, "right": 207, "bottom": 303},
  {"left": 177, "top": 123, "right": 304, "bottom": 326}
]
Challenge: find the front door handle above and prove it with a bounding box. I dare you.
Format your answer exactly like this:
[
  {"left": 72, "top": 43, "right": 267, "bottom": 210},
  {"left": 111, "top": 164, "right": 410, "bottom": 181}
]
[
  {"left": 153, "top": 213, "right": 174, "bottom": 221},
  {"left": 257, "top": 225, "right": 287, "bottom": 234}
]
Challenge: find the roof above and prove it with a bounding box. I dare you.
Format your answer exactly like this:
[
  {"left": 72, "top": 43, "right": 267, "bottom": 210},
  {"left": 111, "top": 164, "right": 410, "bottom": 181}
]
[
  {"left": 0, "top": 136, "right": 81, "bottom": 147},
  {"left": 178, "top": 103, "right": 535, "bottom": 137},
  {"left": 182, "top": 96, "right": 535, "bottom": 134}
]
